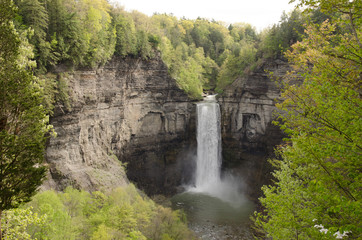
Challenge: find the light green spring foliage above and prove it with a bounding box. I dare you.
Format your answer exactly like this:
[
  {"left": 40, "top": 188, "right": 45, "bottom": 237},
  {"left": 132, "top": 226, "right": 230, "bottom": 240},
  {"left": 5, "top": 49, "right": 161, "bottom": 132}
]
[
  {"left": 216, "top": 40, "right": 257, "bottom": 91},
  {"left": 13, "top": 0, "right": 263, "bottom": 98},
  {"left": 158, "top": 36, "right": 208, "bottom": 99},
  {"left": 1, "top": 185, "right": 195, "bottom": 240},
  {"left": 0, "top": 0, "right": 54, "bottom": 218},
  {"left": 153, "top": 16, "right": 260, "bottom": 98},
  {"left": 14, "top": 0, "right": 309, "bottom": 98},
  {"left": 255, "top": 0, "right": 361, "bottom": 239},
  {"left": 1, "top": 207, "right": 48, "bottom": 240}
]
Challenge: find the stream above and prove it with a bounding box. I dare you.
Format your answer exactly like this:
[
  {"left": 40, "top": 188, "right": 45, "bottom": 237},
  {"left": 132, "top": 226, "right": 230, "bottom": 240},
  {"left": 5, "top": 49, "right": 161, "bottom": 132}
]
[{"left": 171, "top": 192, "right": 255, "bottom": 239}]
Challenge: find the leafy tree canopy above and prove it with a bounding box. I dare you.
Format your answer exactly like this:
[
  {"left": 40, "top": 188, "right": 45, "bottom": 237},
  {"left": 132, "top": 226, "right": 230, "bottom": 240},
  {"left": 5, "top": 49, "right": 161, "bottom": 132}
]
[
  {"left": 11, "top": 0, "right": 312, "bottom": 98},
  {"left": 1, "top": 185, "right": 196, "bottom": 240},
  {"left": 0, "top": 0, "right": 54, "bottom": 238},
  {"left": 255, "top": 0, "right": 361, "bottom": 239}
]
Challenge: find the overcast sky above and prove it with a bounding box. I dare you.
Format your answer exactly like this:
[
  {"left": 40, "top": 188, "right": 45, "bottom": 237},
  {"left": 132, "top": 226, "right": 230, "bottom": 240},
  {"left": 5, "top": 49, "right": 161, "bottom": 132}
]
[{"left": 112, "top": 0, "right": 298, "bottom": 31}]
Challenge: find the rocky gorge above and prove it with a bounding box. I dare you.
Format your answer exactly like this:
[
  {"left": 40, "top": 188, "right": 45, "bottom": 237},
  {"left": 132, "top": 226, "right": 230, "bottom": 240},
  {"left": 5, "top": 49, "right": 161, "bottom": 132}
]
[
  {"left": 219, "top": 60, "right": 289, "bottom": 200},
  {"left": 44, "top": 55, "right": 288, "bottom": 200},
  {"left": 44, "top": 54, "right": 195, "bottom": 194}
]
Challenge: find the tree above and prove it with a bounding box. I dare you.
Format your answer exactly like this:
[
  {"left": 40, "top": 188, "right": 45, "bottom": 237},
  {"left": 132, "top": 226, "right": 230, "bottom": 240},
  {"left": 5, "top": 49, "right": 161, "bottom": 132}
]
[
  {"left": 255, "top": 1, "right": 361, "bottom": 239},
  {"left": 71, "top": 0, "right": 115, "bottom": 67},
  {"left": 15, "top": 0, "right": 55, "bottom": 73},
  {"left": 46, "top": 0, "right": 88, "bottom": 66},
  {"left": 112, "top": 8, "right": 137, "bottom": 57},
  {"left": 0, "top": 0, "right": 53, "bottom": 238},
  {"left": 216, "top": 41, "right": 257, "bottom": 91},
  {"left": 259, "top": 9, "right": 305, "bottom": 59},
  {"left": 0, "top": 207, "right": 48, "bottom": 240},
  {"left": 8, "top": 185, "right": 196, "bottom": 239}
]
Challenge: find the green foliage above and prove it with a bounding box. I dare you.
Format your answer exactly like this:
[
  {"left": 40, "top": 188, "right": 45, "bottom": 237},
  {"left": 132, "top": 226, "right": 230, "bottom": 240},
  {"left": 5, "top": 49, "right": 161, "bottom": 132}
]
[
  {"left": 111, "top": 8, "right": 137, "bottom": 57},
  {"left": 14, "top": 0, "right": 116, "bottom": 69},
  {"left": 91, "top": 224, "right": 114, "bottom": 240},
  {"left": 0, "top": 2, "right": 54, "bottom": 239},
  {"left": 77, "top": 0, "right": 116, "bottom": 67},
  {"left": 154, "top": 16, "right": 242, "bottom": 97},
  {"left": 136, "top": 30, "right": 154, "bottom": 59},
  {"left": 255, "top": 1, "right": 362, "bottom": 239},
  {"left": 14, "top": 0, "right": 54, "bottom": 73},
  {"left": 260, "top": 9, "right": 306, "bottom": 59},
  {"left": 46, "top": 0, "right": 88, "bottom": 66},
  {"left": 18, "top": 0, "right": 162, "bottom": 68},
  {"left": 0, "top": 0, "right": 53, "bottom": 214},
  {"left": 153, "top": 16, "right": 262, "bottom": 94},
  {"left": 27, "top": 190, "right": 75, "bottom": 239},
  {"left": 229, "top": 23, "right": 258, "bottom": 42},
  {"left": 216, "top": 41, "right": 257, "bottom": 91},
  {"left": 12, "top": 0, "right": 309, "bottom": 96},
  {"left": 1, "top": 207, "right": 48, "bottom": 240},
  {"left": 56, "top": 73, "right": 72, "bottom": 111},
  {"left": 1, "top": 185, "right": 196, "bottom": 240}
]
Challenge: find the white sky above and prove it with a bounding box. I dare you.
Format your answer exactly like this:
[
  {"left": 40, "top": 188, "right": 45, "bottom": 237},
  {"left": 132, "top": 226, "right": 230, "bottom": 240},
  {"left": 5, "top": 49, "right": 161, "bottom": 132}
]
[{"left": 112, "top": 0, "right": 298, "bottom": 31}]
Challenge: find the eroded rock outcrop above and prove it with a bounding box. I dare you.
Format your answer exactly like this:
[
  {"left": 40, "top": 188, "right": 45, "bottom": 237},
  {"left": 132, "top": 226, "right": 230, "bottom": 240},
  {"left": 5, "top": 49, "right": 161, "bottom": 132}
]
[
  {"left": 219, "top": 59, "right": 289, "bottom": 199},
  {"left": 44, "top": 55, "right": 195, "bottom": 194}
]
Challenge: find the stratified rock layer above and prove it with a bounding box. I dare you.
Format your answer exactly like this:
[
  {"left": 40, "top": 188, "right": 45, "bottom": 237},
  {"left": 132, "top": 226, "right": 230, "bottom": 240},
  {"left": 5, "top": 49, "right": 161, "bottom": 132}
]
[
  {"left": 44, "top": 56, "right": 195, "bottom": 194},
  {"left": 219, "top": 60, "right": 289, "bottom": 199},
  {"left": 45, "top": 55, "right": 290, "bottom": 199}
]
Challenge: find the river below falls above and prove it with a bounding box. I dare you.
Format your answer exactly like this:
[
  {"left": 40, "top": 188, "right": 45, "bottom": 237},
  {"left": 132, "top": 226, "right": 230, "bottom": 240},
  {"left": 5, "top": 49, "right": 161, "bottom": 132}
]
[{"left": 171, "top": 191, "right": 255, "bottom": 240}]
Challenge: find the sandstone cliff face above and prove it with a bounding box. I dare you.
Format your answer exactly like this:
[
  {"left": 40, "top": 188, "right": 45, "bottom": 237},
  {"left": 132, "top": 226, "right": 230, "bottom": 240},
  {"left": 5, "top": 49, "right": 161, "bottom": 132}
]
[
  {"left": 44, "top": 55, "right": 195, "bottom": 193},
  {"left": 219, "top": 60, "right": 289, "bottom": 199}
]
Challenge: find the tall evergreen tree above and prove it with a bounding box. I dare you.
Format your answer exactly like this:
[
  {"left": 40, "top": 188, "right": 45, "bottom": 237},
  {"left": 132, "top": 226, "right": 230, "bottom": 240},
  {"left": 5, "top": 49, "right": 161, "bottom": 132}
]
[
  {"left": 0, "top": 1, "right": 53, "bottom": 238},
  {"left": 112, "top": 9, "right": 137, "bottom": 57},
  {"left": 15, "top": 0, "right": 55, "bottom": 72},
  {"left": 46, "top": 0, "right": 87, "bottom": 66}
]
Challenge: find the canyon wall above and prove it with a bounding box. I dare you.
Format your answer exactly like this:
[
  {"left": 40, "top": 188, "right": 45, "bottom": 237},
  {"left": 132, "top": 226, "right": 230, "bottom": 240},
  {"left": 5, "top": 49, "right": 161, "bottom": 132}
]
[
  {"left": 44, "top": 55, "right": 290, "bottom": 199},
  {"left": 219, "top": 59, "right": 289, "bottom": 199},
  {"left": 44, "top": 55, "right": 195, "bottom": 194}
]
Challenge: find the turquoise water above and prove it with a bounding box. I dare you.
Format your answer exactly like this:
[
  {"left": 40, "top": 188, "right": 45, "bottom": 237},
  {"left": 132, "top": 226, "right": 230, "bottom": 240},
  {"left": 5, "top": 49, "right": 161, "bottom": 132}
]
[{"left": 171, "top": 191, "right": 255, "bottom": 239}]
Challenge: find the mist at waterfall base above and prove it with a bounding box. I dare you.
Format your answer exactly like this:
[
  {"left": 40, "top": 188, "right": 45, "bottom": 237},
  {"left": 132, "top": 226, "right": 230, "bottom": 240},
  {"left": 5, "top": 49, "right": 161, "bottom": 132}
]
[{"left": 171, "top": 95, "right": 254, "bottom": 239}]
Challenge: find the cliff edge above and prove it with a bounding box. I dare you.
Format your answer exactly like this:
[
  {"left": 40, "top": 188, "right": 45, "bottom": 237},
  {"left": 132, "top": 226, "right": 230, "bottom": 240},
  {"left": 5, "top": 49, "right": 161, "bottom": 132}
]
[
  {"left": 219, "top": 59, "right": 289, "bottom": 199},
  {"left": 43, "top": 55, "right": 195, "bottom": 194}
]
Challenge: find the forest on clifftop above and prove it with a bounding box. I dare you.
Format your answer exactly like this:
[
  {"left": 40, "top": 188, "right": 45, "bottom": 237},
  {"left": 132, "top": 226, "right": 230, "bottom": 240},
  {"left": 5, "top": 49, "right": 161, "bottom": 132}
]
[
  {"left": 10, "top": 0, "right": 326, "bottom": 98},
  {"left": 0, "top": 0, "right": 361, "bottom": 239}
]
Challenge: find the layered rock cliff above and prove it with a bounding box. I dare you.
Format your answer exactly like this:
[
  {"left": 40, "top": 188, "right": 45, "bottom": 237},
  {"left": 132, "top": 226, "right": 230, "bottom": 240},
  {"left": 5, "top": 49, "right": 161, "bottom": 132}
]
[
  {"left": 219, "top": 59, "right": 289, "bottom": 199},
  {"left": 44, "top": 55, "right": 290, "bottom": 199},
  {"left": 44, "top": 55, "right": 195, "bottom": 194}
]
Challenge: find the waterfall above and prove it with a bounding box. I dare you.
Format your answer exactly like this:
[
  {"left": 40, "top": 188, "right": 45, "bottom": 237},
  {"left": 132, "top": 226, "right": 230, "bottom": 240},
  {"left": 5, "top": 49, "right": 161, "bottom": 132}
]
[
  {"left": 188, "top": 95, "right": 245, "bottom": 206},
  {"left": 172, "top": 96, "right": 254, "bottom": 239},
  {"left": 194, "top": 95, "right": 222, "bottom": 190}
]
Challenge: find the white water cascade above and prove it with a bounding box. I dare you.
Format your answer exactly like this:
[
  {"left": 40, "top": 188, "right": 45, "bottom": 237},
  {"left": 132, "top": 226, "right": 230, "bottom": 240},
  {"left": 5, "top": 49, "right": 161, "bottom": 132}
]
[
  {"left": 188, "top": 95, "right": 245, "bottom": 206},
  {"left": 173, "top": 95, "right": 254, "bottom": 239},
  {"left": 195, "top": 95, "right": 222, "bottom": 190}
]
